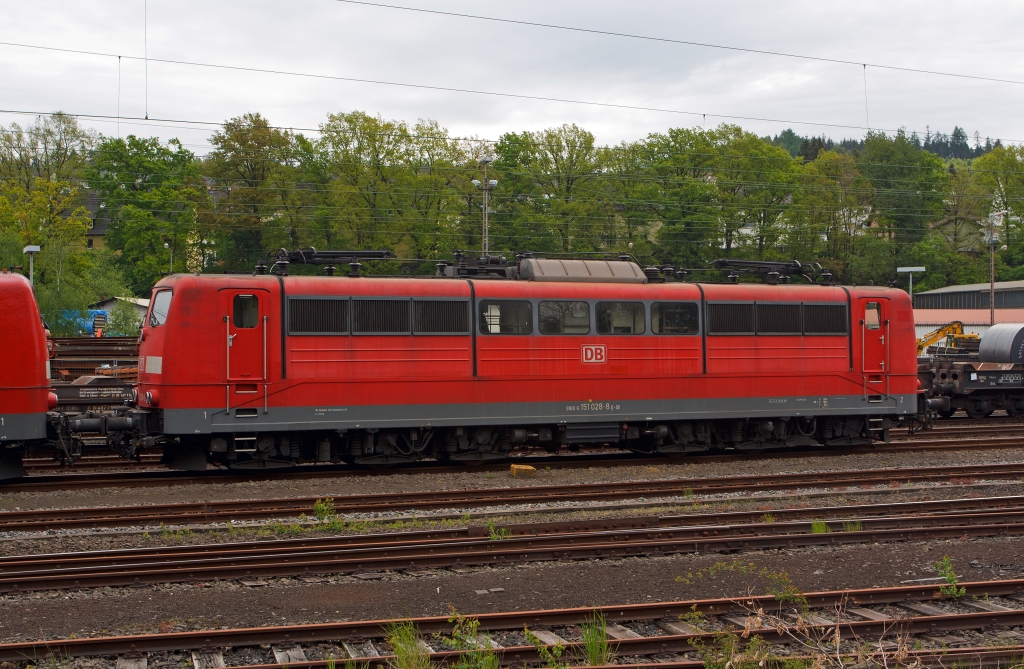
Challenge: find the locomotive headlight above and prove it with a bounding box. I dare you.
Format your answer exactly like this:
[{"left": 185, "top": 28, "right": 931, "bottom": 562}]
[{"left": 145, "top": 390, "right": 160, "bottom": 406}]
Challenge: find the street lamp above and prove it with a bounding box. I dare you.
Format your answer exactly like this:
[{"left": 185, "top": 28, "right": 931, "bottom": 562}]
[
  {"left": 989, "top": 210, "right": 1010, "bottom": 326},
  {"left": 163, "top": 241, "right": 173, "bottom": 274},
  {"left": 897, "top": 266, "right": 925, "bottom": 305},
  {"left": 22, "top": 245, "right": 40, "bottom": 286},
  {"left": 472, "top": 156, "right": 497, "bottom": 255}
]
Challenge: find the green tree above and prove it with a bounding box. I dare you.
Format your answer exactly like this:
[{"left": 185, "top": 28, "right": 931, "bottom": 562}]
[
  {"left": 0, "top": 112, "right": 94, "bottom": 191},
  {"left": 0, "top": 178, "right": 126, "bottom": 334},
  {"left": 204, "top": 113, "right": 297, "bottom": 271},
  {"left": 858, "top": 129, "right": 946, "bottom": 255},
  {"left": 973, "top": 145, "right": 1024, "bottom": 276},
  {"left": 494, "top": 124, "right": 608, "bottom": 254},
  {"left": 87, "top": 135, "right": 208, "bottom": 293},
  {"left": 787, "top": 150, "right": 871, "bottom": 279},
  {"left": 713, "top": 125, "right": 802, "bottom": 258}
]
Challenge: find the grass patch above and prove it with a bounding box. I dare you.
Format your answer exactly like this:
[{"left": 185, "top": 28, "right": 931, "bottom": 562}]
[
  {"left": 446, "top": 608, "right": 499, "bottom": 669},
  {"left": 385, "top": 620, "right": 431, "bottom": 669},
  {"left": 761, "top": 513, "right": 775, "bottom": 523},
  {"left": 841, "top": 520, "right": 862, "bottom": 532},
  {"left": 486, "top": 521, "right": 511, "bottom": 541},
  {"left": 313, "top": 497, "right": 336, "bottom": 524},
  {"left": 578, "top": 610, "right": 615, "bottom": 666},
  {"left": 810, "top": 520, "right": 831, "bottom": 534}
]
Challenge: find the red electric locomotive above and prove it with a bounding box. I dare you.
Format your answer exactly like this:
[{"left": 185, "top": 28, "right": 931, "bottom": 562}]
[
  {"left": 126, "top": 253, "right": 919, "bottom": 470},
  {"left": 0, "top": 272, "right": 54, "bottom": 478}
]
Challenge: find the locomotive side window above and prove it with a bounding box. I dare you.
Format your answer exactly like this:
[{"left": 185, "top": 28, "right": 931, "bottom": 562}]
[
  {"left": 289, "top": 298, "right": 348, "bottom": 334},
  {"left": 149, "top": 290, "right": 172, "bottom": 327},
  {"left": 233, "top": 295, "right": 259, "bottom": 328},
  {"left": 596, "top": 302, "right": 645, "bottom": 334},
  {"left": 652, "top": 302, "right": 699, "bottom": 335},
  {"left": 756, "top": 303, "right": 801, "bottom": 335},
  {"left": 864, "top": 302, "right": 881, "bottom": 330},
  {"left": 479, "top": 300, "right": 532, "bottom": 334},
  {"left": 414, "top": 300, "right": 469, "bottom": 334},
  {"left": 706, "top": 303, "right": 755, "bottom": 335},
  {"left": 353, "top": 299, "right": 410, "bottom": 333},
  {"left": 539, "top": 301, "right": 590, "bottom": 335},
  {"left": 803, "top": 304, "right": 848, "bottom": 334}
]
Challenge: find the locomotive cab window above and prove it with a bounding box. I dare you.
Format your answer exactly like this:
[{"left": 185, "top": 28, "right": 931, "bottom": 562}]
[
  {"left": 596, "top": 302, "right": 644, "bottom": 334},
  {"left": 652, "top": 302, "right": 699, "bottom": 335},
  {"left": 864, "top": 302, "right": 881, "bottom": 330},
  {"left": 233, "top": 295, "right": 259, "bottom": 328},
  {"left": 149, "top": 290, "right": 172, "bottom": 327},
  {"left": 480, "top": 300, "right": 532, "bottom": 334},
  {"left": 539, "top": 301, "right": 590, "bottom": 335}
]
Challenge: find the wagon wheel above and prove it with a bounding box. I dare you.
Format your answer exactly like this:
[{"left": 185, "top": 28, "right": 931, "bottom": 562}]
[
  {"left": 1005, "top": 395, "right": 1024, "bottom": 418},
  {"left": 965, "top": 402, "right": 993, "bottom": 420},
  {"left": 937, "top": 409, "right": 955, "bottom": 419}
]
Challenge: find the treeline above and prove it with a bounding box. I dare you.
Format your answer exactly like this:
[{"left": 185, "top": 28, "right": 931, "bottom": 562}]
[
  {"left": 2, "top": 111, "right": 1023, "bottom": 334},
  {"left": 770, "top": 126, "right": 1002, "bottom": 162}
]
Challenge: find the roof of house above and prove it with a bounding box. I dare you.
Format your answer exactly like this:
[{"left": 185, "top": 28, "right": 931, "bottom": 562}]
[
  {"left": 916, "top": 280, "right": 1024, "bottom": 294},
  {"left": 89, "top": 296, "right": 151, "bottom": 309}
]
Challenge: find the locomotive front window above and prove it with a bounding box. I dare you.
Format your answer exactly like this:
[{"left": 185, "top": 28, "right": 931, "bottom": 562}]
[
  {"left": 479, "top": 300, "right": 532, "bottom": 334},
  {"left": 597, "top": 302, "right": 645, "bottom": 334},
  {"left": 149, "top": 290, "right": 172, "bottom": 327},
  {"left": 539, "top": 301, "right": 590, "bottom": 335},
  {"left": 652, "top": 302, "right": 699, "bottom": 334},
  {"left": 233, "top": 295, "right": 259, "bottom": 328},
  {"left": 864, "top": 302, "right": 881, "bottom": 330}
]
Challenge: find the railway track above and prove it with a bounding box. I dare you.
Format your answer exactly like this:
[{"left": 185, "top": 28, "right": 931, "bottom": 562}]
[
  {"left": 7, "top": 429, "right": 1024, "bottom": 493},
  {"left": 4, "top": 494, "right": 1024, "bottom": 592},
  {"left": 3, "top": 579, "right": 1024, "bottom": 665},
  {"left": 4, "top": 461, "right": 1024, "bottom": 533}
]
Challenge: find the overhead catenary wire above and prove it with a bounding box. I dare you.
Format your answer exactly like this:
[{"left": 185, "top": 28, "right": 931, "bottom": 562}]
[
  {"left": 334, "top": 0, "right": 1024, "bottom": 88},
  {"left": 0, "top": 42, "right": 1010, "bottom": 139}
]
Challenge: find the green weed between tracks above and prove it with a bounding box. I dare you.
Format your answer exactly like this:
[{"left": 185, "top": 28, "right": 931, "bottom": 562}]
[
  {"left": 675, "top": 560, "right": 934, "bottom": 668},
  {"left": 935, "top": 555, "right": 966, "bottom": 600},
  {"left": 578, "top": 610, "right": 615, "bottom": 666},
  {"left": 385, "top": 620, "right": 431, "bottom": 669}
]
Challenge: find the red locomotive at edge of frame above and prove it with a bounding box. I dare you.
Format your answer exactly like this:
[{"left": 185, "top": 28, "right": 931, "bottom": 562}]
[{"left": 0, "top": 251, "right": 926, "bottom": 479}]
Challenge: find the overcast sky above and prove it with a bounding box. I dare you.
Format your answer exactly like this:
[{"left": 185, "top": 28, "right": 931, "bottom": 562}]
[{"left": 2, "top": 1, "right": 1022, "bottom": 153}]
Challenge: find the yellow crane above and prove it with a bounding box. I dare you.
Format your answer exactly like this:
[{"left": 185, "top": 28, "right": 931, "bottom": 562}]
[{"left": 916, "top": 321, "right": 981, "bottom": 355}]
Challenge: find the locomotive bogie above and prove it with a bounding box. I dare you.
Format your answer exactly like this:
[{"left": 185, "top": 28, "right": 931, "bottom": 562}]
[{"left": 159, "top": 412, "right": 897, "bottom": 470}]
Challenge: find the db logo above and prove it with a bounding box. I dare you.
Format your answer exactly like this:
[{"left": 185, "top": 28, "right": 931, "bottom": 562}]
[{"left": 581, "top": 344, "right": 607, "bottom": 364}]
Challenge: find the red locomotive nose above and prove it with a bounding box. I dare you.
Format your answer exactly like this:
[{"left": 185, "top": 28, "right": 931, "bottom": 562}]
[{"left": 47, "top": 392, "right": 58, "bottom": 410}]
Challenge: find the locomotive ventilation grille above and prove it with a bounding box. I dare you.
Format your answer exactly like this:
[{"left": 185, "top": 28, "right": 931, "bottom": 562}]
[
  {"left": 288, "top": 298, "right": 470, "bottom": 335},
  {"left": 289, "top": 298, "right": 348, "bottom": 334},
  {"left": 707, "top": 302, "right": 848, "bottom": 336}
]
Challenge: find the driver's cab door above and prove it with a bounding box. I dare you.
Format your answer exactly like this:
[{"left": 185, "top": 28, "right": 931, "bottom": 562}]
[{"left": 224, "top": 291, "right": 266, "bottom": 382}]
